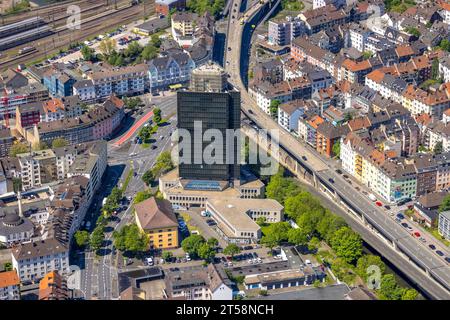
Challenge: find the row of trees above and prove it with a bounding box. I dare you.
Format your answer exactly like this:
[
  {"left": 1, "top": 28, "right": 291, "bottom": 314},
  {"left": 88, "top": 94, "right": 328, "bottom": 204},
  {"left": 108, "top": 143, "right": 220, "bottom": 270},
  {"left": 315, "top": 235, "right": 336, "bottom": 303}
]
[
  {"left": 102, "top": 187, "right": 123, "bottom": 217},
  {"left": 80, "top": 35, "right": 162, "bottom": 66},
  {"left": 264, "top": 169, "right": 418, "bottom": 299},
  {"left": 187, "top": 0, "right": 225, "bottom": 19},
  {"left": 113, "top": 224, "right": 148, "bottom": 254},
  {"left": 142, "top": 151, "right": 174, "bottom": 186}
]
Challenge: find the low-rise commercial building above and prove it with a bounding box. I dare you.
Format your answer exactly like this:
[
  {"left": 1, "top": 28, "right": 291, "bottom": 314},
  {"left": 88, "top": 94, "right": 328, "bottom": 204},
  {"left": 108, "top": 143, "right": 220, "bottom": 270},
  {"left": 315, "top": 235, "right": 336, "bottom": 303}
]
[{"left": 135, "top": 197, "right": 179, "bottom": 250}]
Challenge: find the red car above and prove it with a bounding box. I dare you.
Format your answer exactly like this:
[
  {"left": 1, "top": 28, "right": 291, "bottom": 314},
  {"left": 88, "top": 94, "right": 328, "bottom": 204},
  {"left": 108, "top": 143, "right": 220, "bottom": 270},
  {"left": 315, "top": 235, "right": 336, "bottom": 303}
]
[
  {"left": 413, "top": 232, "right": 421, "bottom": 238},
  {"left": 375, "top": 201, "right": 383, "bottom": 207}
]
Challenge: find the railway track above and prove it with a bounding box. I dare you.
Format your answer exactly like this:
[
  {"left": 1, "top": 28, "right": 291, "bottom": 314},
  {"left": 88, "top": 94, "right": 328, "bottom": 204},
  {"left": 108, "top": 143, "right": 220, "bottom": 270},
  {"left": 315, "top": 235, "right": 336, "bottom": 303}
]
[
  {"left": 0, "top": 0, "right": 101, "bottom": 25},
  {"left": 0, "top": 3, "right": 149, "bottom": 70}
]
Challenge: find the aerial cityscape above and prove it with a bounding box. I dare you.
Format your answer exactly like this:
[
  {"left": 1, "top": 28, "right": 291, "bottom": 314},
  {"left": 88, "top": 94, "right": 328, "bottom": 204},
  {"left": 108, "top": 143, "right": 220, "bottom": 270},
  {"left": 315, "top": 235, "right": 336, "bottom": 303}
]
[{"left": 0, "top": 0, "right": 450, "bottom": 304}]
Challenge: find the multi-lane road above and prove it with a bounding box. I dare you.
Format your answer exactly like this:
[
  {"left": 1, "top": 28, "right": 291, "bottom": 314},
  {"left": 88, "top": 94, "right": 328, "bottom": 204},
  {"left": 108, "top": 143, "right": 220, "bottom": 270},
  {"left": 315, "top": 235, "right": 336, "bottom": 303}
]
[
  {"left": 224, "top": 0, "right": 450, "bottom": 299},
  {"left": 77, "top": 93, "right": 177, "bottom": 300}
]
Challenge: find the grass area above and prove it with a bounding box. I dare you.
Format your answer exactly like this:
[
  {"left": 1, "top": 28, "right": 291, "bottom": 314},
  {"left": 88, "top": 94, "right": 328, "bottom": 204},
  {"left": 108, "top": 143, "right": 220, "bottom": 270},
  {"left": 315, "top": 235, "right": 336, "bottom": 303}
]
[
  {"left": 426, "top": 227, "right": 450, "bottom": 247},
  {"left": 5, "top": 0, "right": 30, "bottom": 15},
  {"left": 121, "top": 165, "right": 134, "bottom": 192},
  {"left": 281, "top": 0, "right": 304, "bottom": 11},
  {"left": 386, "top": 0, "right": 416, "bottom": 13},
  {"left": 141, "top": 143, "right": 151, "bottom": 149}
]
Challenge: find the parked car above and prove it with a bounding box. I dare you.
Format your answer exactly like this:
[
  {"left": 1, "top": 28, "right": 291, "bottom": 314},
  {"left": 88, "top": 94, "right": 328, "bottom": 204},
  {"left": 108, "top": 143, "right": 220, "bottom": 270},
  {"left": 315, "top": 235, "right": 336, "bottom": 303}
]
[
  {"left": 413, "top": 231, "right": 421, "bottom": 238},
  {"left": 436, "top": 250, "right": 444, "bottom": 257},
  {"left": 396, "top": 213, "right": 405, "bottom": 220},
  {"left": 335, "top": 169, "right": 342, "bottom": 174},
  {"left": 429, "top": 244, "right": 436, "bottom": 250},
  {"left": 375, "top": 201, "right": 383, "bottom": 207}
]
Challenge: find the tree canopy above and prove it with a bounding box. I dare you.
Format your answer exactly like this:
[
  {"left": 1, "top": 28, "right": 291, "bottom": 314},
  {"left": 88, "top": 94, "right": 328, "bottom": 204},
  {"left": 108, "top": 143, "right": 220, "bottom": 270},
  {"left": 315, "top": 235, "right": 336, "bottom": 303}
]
[{"left": 113, "top": 224, "right": 149, "bottom": 253}]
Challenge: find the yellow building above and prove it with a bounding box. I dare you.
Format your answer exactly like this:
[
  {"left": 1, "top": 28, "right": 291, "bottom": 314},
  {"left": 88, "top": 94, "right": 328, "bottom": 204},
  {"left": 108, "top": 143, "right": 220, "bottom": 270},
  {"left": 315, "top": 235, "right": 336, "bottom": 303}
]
[{"left": 135, "top": 197, "right": 179, "bottom": 250}]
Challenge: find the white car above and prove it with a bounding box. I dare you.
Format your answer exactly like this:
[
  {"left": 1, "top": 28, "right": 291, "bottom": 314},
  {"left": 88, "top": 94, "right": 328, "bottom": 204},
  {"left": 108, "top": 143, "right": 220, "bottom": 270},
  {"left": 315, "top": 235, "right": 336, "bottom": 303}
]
[
  {"left": 185, "top": 253, "right": 191, "bottom": 261},
  {"left": 248, "top": 259, "right": 253, "bottom": 264},
  {"left": 146, "top": 257, "right": 154, "bottom": 266}
]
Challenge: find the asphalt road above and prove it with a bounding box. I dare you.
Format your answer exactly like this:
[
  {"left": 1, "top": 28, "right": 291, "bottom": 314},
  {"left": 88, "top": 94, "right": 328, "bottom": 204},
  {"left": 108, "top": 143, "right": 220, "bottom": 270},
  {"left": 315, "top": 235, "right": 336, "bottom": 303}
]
[
  {"left": 224, "top": 0, "right": 450, "bottom": 299},
  {"left": 77, "top": 94, "right": 177, "bottom": 300}
]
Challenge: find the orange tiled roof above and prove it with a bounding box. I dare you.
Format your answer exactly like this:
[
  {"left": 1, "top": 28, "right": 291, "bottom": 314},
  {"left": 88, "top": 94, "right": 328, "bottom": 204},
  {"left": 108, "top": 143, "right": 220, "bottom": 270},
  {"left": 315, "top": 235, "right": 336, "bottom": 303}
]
[
  {"left": 43, "top": 98, "right": 65, "bottom": 113},
  {"left": 348, "top": 117, "right": 370, "bottom": 131},
  {"left": 0, "top": 271, "right": 20, "bottom": 288},
  {"left": 307, "top": 115, "right": 325, "bottom": 129},
  {"left": 415, "top": 113, "right": 432, "bottom": 126},
  {"left": 366, "top": 69, "right": 385, "bottom": 83},
  {"left": 440, "top": 1, "right": 450, "bottom": 11},
  {"left": 395, "top": 45, "right": 414, "bottom": 57},
  {"left": 341, "top": 59, "right": 371, "bottom": 72}
]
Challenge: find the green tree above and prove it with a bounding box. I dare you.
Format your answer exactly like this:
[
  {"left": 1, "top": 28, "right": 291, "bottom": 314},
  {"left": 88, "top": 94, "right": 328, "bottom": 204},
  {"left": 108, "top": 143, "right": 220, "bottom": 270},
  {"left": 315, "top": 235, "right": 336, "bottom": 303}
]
[
  {"left": 434, "top": 141, "right": 443, "bottom": 155},
  {"left": 197, "top": 243, "right": 216, "bottom": 261},
  {"left": 287, "top": 228, "right": 308, "bottom": 246},
  {"left": 162, "top": 251, "right": 173, "bottom": 261},
  {"left": 74, "top": 230, "right": 90, "bottom": 248},
  {"left": 308, "top": 236, "right": 321, "bottom": 252},
  {"left": 10, "top": 142, "right": 29, "bottom": 157},
  {"left": 266, "top": 169, "right": 301, "bottom": 205},
  {"left": 405, "top": 27, "right": 420, "bottom": 37},
  {"left": 379, "top": 274, "right": 403, "bottom": 300},
  {"left": 134, "top": 190, "right": 153, "bottom": 204},
  {"left": 330, "top": 227, "right": 363, "bottom": 264},
  {"left": 90, "top": 227, "right": 105, "bottom": 252},
  {"left": 153, "top": 107, "right": 162, "bottom": 124},
  {"left": 332, "top": 141, "right": 341, "bottom": 158},
  {"left": 431, "top": 58, "right": 440, "bottom": 80},
  {"left": 263, "top": 222, "right": 290, "bottom": 244},
  {"left": 12, "top": 178, "right": 22, "bottom": 193},
  {"left": 142, "top": 169, "right": 155, "bottom": 186},
  {"left": 316, "top": 212, "right": 347, "bottom": 242},
  {"left": 52, "top": 138, "right": 69, "bottom": 149},
  {"left": 256, "top": 216, "right": 267, "bottom": 226},
  {"left": 124, "top": 224, "right": 149, "bottom": 252},
  {"left": 4, "top": 262, "right": 12, "bottom": 271},
  {"left": 99, "top": 38, "right": 117, "bottom": 56},
  {"left": 113, "top": 224, "right": 148, "bottom": 253},
  {"left": 80, "top": 45, "right": 95, "bottom": 61},
  {"left": 141, "top": 44, "right": 159, "bottom": 60},
  {"left": 261, "top": 233, "right": 278, "bottom": 254},
  {"left": 439, "top": 39, "right": 450, "bottom": 52},
  {"left": 439, "top": 194, "right": 450, "bottom": 212},
  {"left": 355, "top": 254, "right": 386, "bottom": 282},
  {"left": 269, "top": 99, "right": 281, "bottom": 118},
  {"left": 151, "top": 34, "right": 162, "bottom": 48},
  {"left": 125, "top": 41, "right": 143, "bottom": 58},
  {"left": 181, "top": 234, "right": 206, "bottom": 257},
  {"left": 223, "top": 243, "right": 241, "bottom": 259},
  {"left": 401, "top": 289, "right": 418, "bottom": 300},
  {"left": 32, "top": 141, "right": 49, "bottom": 151},
  {"left": 207, "top": 237, "right": 218, "bottom": 247}
]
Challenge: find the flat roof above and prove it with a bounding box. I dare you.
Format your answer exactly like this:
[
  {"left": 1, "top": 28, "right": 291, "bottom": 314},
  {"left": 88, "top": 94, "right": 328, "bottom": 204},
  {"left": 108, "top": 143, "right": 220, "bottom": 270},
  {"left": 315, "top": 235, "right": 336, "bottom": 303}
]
[{"left": 206, "top": 198, "right": 263, "bottom": 232}]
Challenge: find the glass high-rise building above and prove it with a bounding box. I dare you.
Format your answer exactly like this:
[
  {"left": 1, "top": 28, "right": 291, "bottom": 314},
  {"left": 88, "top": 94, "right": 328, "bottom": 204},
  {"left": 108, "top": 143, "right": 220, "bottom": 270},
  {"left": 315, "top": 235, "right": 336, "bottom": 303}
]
[{"left": 177, "top": 63, "right": 241, "bottom": 185}]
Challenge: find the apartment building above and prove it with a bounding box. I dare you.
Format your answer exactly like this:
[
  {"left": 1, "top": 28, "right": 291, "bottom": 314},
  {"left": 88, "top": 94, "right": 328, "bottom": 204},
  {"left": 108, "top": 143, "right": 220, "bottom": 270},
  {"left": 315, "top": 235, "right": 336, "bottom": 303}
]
[
  {"left": 11, "top": 238, "right": 70, "bottom": 282},
  {"left": 88, "top": 64, "right": 148, "bottom": 100},
  {"left": 402, "top": 84, "right": 450, "bottom": 119},
  {"left": 268, "top": 16, "right": 306, "bottom": 46},
  {"left": 148, "top": 53, "right": 195, "bottom": 92},
  {"left": 73, "top": 80, "right": 96, "bottom": 103},
  {"left": 278, "top": 101, "right": 305, "bottom": 132},
  {"left": 0, "top": 271, "right": 20, "bottom": 300},
  {"left": 438, "top": 210, "right": 450, "bottom": 240},
  {"left": 0, "top": 69, "right": 49, "bottom": 118},
  {"left": 38, "top": 270, "right": 69, "bottom": 300},
  {"left": 25, "top": 96, "right": 124, "bottom": 146},
  {"left": 164, "top": 264, "right": 233, "bottom": 300},
  {"left": 41, "top": 96, "right": 83, "bottom": 122}
]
